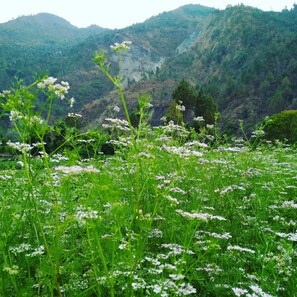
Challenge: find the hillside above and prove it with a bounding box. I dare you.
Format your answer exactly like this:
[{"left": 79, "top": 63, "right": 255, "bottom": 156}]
[
  {"left": 0, "top": 13, "right": 109, "bottom": 90},
  {"left": 157, "top": 5, "right": 297, "bottom": 132},
  {"left": 76, "top": 4, "right": 297, "bottom": 134},
  {"left": 1, "top": 5, "right": 297, "bottom": 135}
]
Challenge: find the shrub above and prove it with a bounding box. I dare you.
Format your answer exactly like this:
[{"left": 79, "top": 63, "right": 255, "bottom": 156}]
[{"left": 264, "top": 110, "right": 297, "bottom": 143}]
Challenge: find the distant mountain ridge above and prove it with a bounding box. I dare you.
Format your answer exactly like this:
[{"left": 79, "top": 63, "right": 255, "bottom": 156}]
[
  {"left": 0, "top": 5, "right": 297, "bottom": 134},
  {"left": 0, "top": 12, "right": 108, "bottom": 45}
]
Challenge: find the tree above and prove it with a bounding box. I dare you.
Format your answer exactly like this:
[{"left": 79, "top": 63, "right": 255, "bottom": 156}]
[
  {"left": 172, "top": 80, "right": 196, "bottom": 108},
  {"left": 194, "top": 88, "right": 218, "bottom": 124},
  {"left": 166, "top": 80, "right": 218, "bottom": 126}
]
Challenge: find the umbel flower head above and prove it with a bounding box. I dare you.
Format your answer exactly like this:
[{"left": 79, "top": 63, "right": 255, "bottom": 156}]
[
  {"left": 110, "top": 41, "right": 132, "bottom": 53},
  {"left": 37, "top": 77, "right": 70, "bottom": 100}
]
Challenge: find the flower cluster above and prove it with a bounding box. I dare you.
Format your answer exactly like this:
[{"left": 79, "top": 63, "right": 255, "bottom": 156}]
[
  {"left": 54, "top": 165, "right": 99, "bottom": 175},
  {"left": 3, "top": 265, "right": 19, "bottom": 275},
  {"left": 67, "top": 112, "right": 82, "bottom": 118},
  {"left": 176, "top": 209, "right": 226, "bottom": 221},
  {"left": 176, "top": 104, "right": 186, "bottom": 112},
  {"left": 9, "top": 110, "right": 43, "bottom": 125},
  {"left": 0, "top": 90, "right": 11, "bottom": 97},
  {"left": 7, "top": 141, "right": 44, "bottom": 153},
  {"left": 161, "top": 144, "right": 203, "bottom": 158},
  {"left": 110, "top": 41, "right": 132, "bottom": 53},
  {"left": 74, "top": 206, "right": 100, "bottom": 226},
  {"left": 227, "top": 245, "right": 255, "bottom": 254},
  {"left": 102, "top": 118, "right": 130, "bottom": 132},
  {"left": 37, "top": 77, "right": 70, "bottom": 100}
]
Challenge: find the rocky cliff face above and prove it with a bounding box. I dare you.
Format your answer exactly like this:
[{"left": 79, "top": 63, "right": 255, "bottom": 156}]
[{"left": 110, "top": 44, "right": 166, "bottom": 86}]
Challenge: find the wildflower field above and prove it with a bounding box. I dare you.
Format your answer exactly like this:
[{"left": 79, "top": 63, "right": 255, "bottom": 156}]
[{"left": 1, "top": 42, "right": 297, "bottom": 296}]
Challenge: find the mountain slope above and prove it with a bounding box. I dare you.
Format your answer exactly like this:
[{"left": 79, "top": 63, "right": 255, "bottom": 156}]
[
  {"left": 79, "top": 5, "right": 297, "bottom": 133},
  {"left": 0, "top": 13, "right": 110, "bottom": 92},
  {"left": 1, "top": 5, "right": 297, "bottom": 135},
  {"left": 50, "top": 4, "right": 216, "bottom": 112},
  {"left": 188, "top": 5, "right": 297, "bottom": 132}
]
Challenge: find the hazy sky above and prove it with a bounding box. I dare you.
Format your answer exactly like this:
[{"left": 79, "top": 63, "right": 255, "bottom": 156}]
[{"left": 0, "top": 0, "right": 295, "bottom": 29}]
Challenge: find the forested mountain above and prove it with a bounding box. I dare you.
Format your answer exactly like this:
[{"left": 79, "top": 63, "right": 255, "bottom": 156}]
[
  {"left": 1, "top": 4, "right": 297, "bottom": 134},
  {"left": 0, "top": 12, "right": 109, "bottom": 88},
  {"left": 157, "top": 5, "right": 297, "bottom": 132}
]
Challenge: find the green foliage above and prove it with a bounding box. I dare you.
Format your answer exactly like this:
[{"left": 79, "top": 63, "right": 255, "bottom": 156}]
[
  {"left": 1, "top": 121, "right": 297, "bottom": 296},
  {"left": 194, "top": 88, "right": 218, "bottom": 124},
  {"left": 166, "top": 80, "right": 218, "bottom": 127},
  {"left": 172, "top": 80, "right": 196, "bottom": 108},
  {"left": 1, "top": 43, "right": 297, "bottom": 297},
  {"left": 165, "top": 100, "right": 184, "bottom": 125},
  {"left": 264, "top": 110, "right": 297, "bottom": 143},
  {"left": 159, "top": 6, "right": 297, "bottom": 133},
  {"left": 130, "top": 94, "right": 154, "bottom": 131}
]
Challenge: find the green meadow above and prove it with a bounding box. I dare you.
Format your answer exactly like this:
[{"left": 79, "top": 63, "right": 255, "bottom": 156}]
[{"left": 0, "top": 42, "right": 296, "bottom": 296}]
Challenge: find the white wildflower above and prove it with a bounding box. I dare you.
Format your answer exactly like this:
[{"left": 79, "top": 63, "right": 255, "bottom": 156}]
[
  {"left": 10, "top": 243, "right": 31, "bottom": 254},
  {"left": 161, "top": 243, "right": 184, "bottom": 255},
  {"left": 227, "top": 245, "right": 255, "bottom": 254},
  {"left": 176, "top": 209, "right": 226, "bottom": 221},
  {"left": 149, "top": 229, "right": 163, "bottom": 238},
  {"left": 251, "top": 129, "right": 265, "bottom": 138},
  {"left": 195, "top": 230, "right": 232, "bottom": 240},
  {"left": 103, "top": 118, "right": 130, "bottom": 131},
  {"left": 0, "top": 90, "right": 11, "bottom": 97},
  {"left": 169, "top": 273, "right": 185, "bottom": 280},
  {"left": 67, "top": 112, "right": 82, "bottom": 118},
  {"left": 282, "top": 200, "right": 297, "bottom": 209},
  {"left": 170, "top": 187, "right": 187, "bottom": 195},
  {"left": 37, "top": 77, "right": 70, "bottom": 100},
  {"left": 26, "top": 245, "right": 45, "bottom": 257},
  {"left": 113, "top": 106, "right": 120, "bottom": 113},
  {"left": 219, "top": 185, "right": 245, "bottom": 196},
  {"left": 165, "top": 194, "right": 180, "bottom": 205},
  {"left": 176, "top": 104, "right": 186, "bottom": 112},
  {"left": 152, "top": 284, "right": 162, "bottom": 294},
  {"left": 9, "top": 110, "right": 23, "bottom": 122},
  {"left": 232, "top": 287, "right": 249, "bottom": 296},
  {"left": 119, "top": 241, "right": 128, "bottom": 250},
  {"left": 110, "top": 40, "right": 132, "bottom": 52},
  {"left": 0, "top": 175, "right": 13, "bottom": 180},
  {"left": 7, "top": 141, "right": 43, "bottom": 153},
  {"left": 50, "top": 154, "right": 69, "bottom": 162},
  {"left": 54, "top": 165, "right": 99, "bottom": 175},
  {"left": 69, "top": 97, "right": 75, "bottom": 107},
  {"left": 74, "top": 206, "right": 100, "bottom": 226},
  {"left": 3, "top": 265, "right": 19, "bottom": 275},
  {"left": 37, "top": 77, "right": 57, "bottom": 89},
  {"left": 177, "top": 283, "right": 197, "bottom": 295},
  {"left": 275, "top": 232, "right": 297, "bottom": 241},
  {"left": 185, "top": 141, "right": 208, "bottom": 148},
  {"left": 162, "top": 145, "right": 203, "bottom": 158},
  {"left": 193, "top": 116, "right": 204, "bottom": 122},
  {"left": 249, "top": 284, "right": 275, "bottom": 297}
]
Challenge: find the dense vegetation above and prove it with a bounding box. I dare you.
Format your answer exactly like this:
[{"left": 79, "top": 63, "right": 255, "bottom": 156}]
[
  {"left": 165, "top": 80, "right": 217, "bottom": 127},
  {"left": 0, "top": 42, "right": 296, "bottom": 296},
  {"left": 159, "top": 4, "right": 297, "bottom": 133},
  {"left": 264, "top": 110, "right": 297, "bottom": 144}
]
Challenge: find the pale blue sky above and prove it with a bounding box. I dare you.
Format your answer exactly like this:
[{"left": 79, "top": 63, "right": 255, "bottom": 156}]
[{"left": 0, "top": 0, "right": 295, "bottom": 28}]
